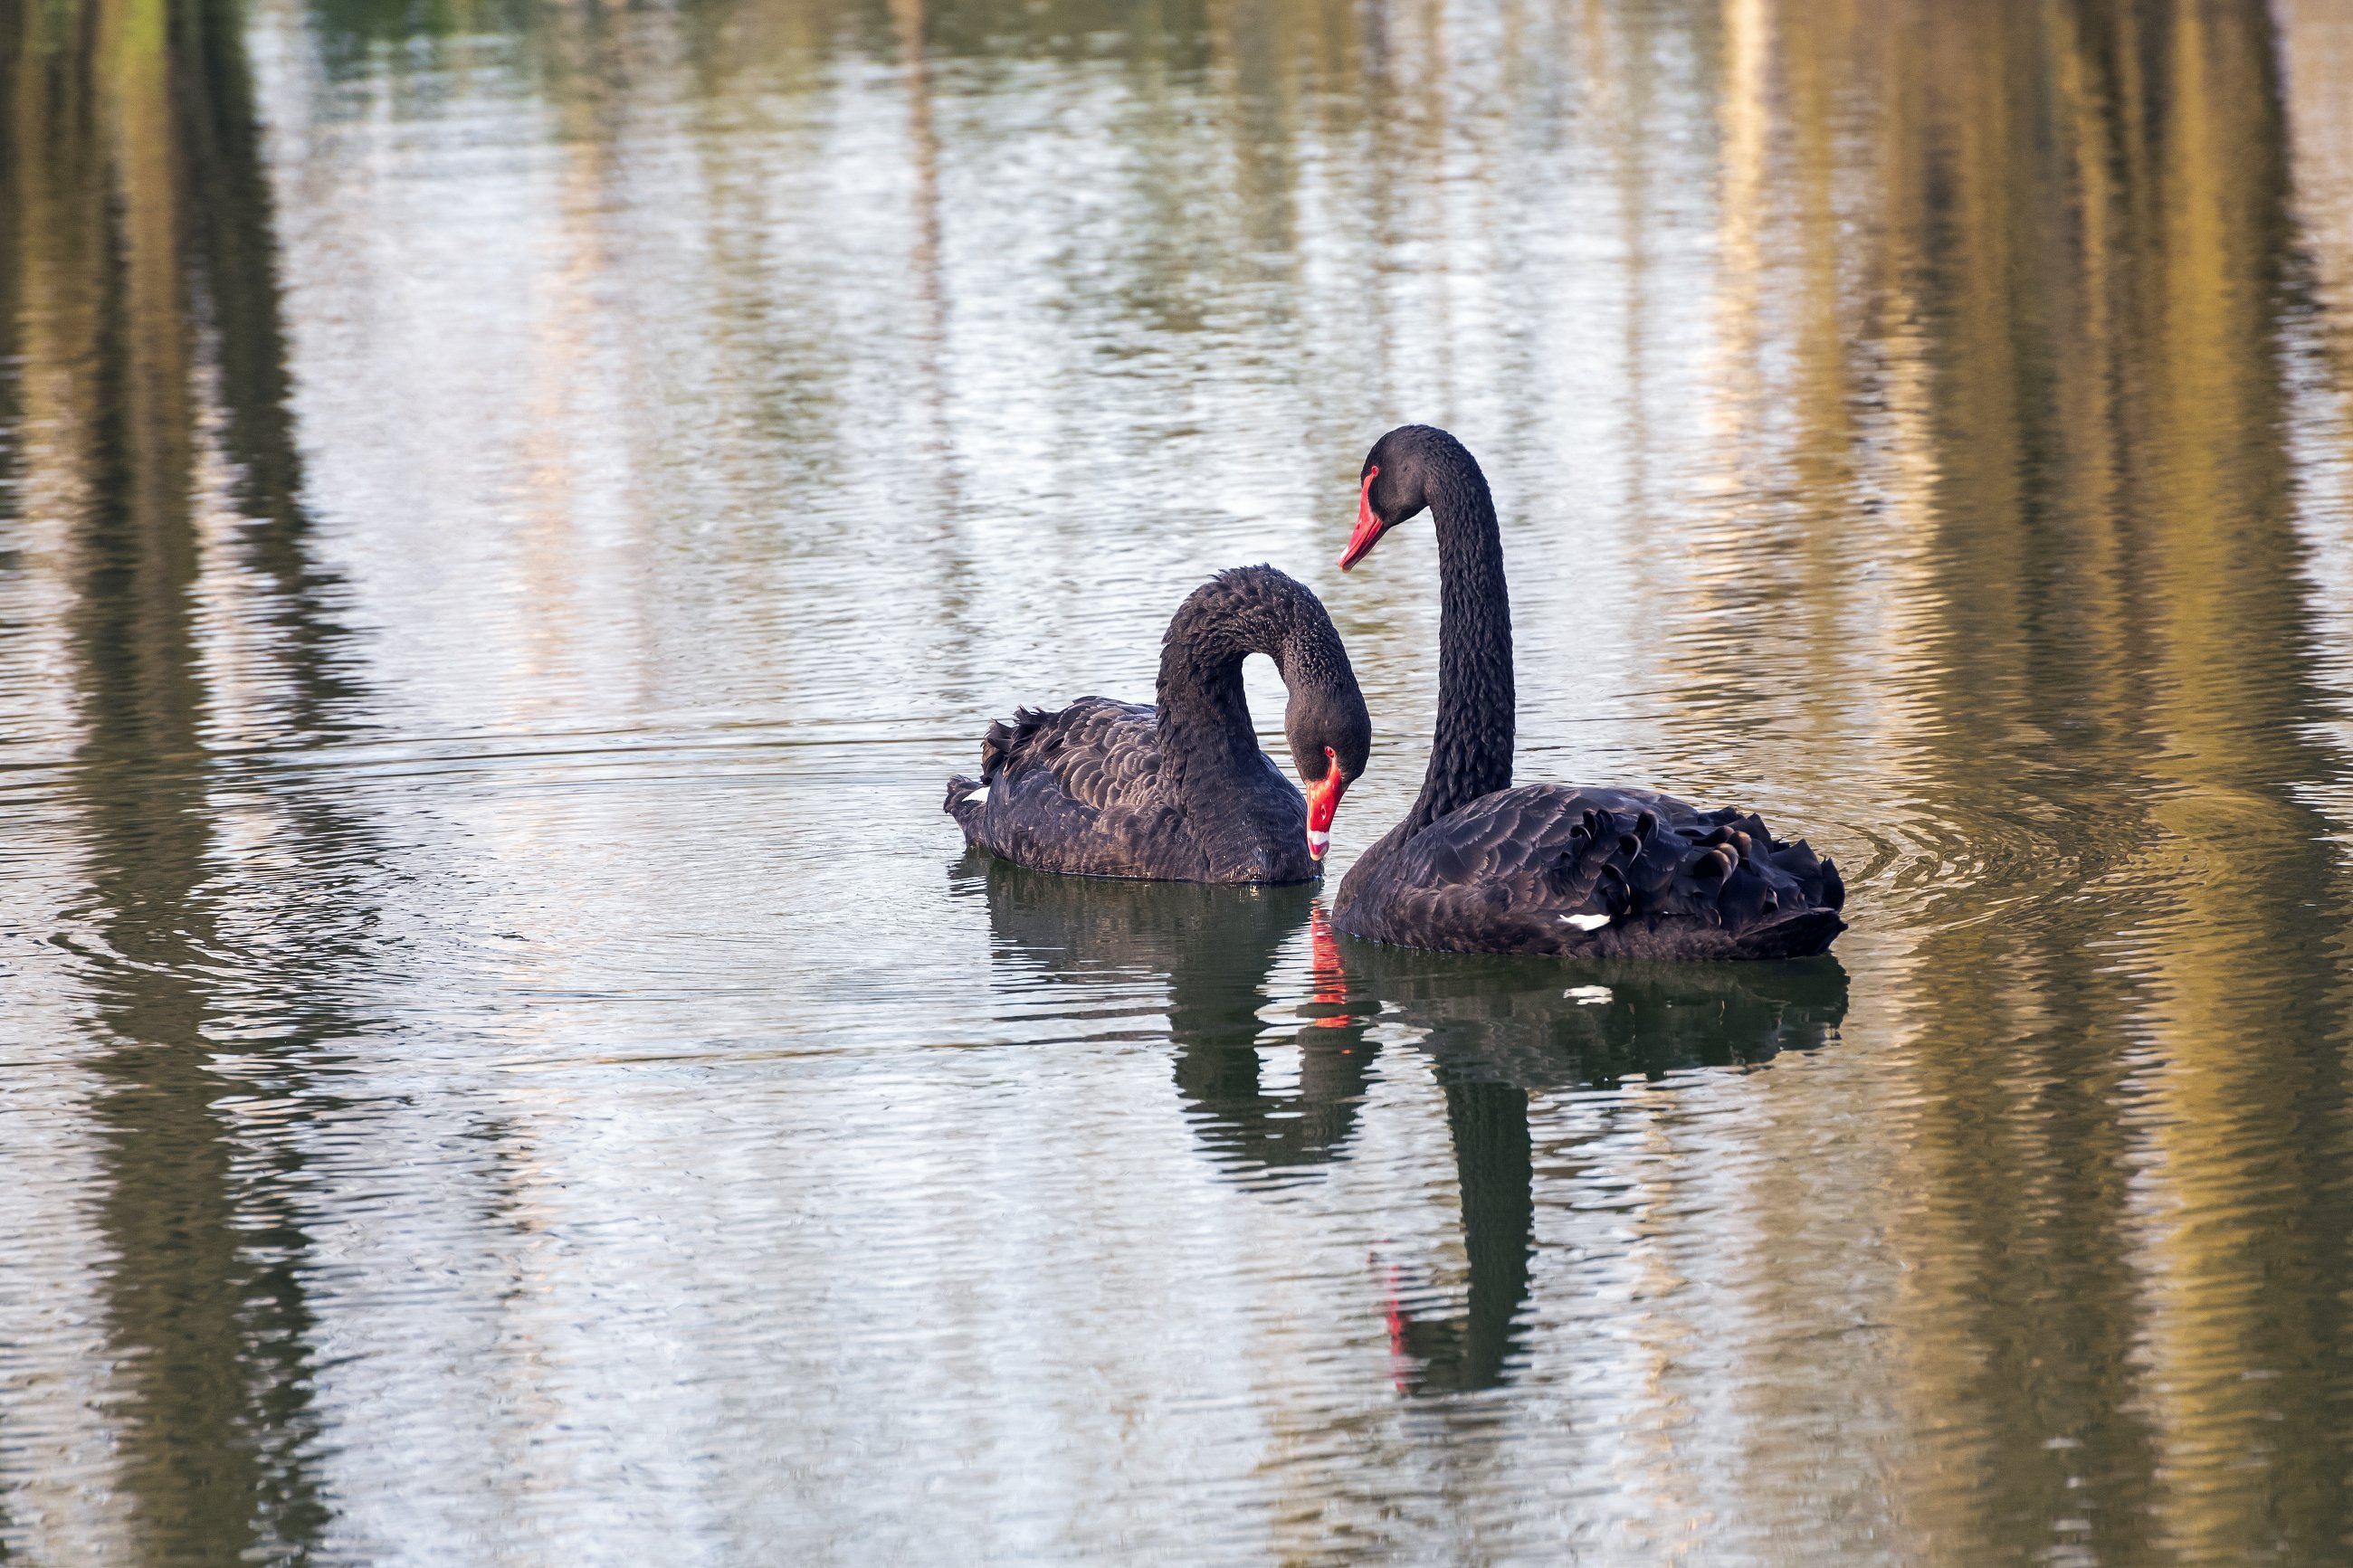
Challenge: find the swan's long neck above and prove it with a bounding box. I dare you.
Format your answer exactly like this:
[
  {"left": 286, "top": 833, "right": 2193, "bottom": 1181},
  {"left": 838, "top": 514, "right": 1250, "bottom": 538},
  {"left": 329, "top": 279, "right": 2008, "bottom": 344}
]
[
  {"left": 1154, "top": 568, "right": 1347, "bottom": 802},
  {"left": 1405, "top": 455, "right": 1515, "bottom": 836},
  {"left": 1156, "top": 638, "right": 1262, "bottom": 794}
]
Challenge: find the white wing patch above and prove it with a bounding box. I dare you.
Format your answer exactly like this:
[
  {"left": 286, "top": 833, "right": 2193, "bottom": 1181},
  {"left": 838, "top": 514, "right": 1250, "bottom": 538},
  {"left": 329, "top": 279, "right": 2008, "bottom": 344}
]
[
  {"left": 1560, "top": 912, "right": 1611, "bottom": 931},
  {"left": 1566, "top": 985, "right": 1613, "bottom": 1005},
  {"left": 963, "top": 784, "right": 989, "bottom": 803}
]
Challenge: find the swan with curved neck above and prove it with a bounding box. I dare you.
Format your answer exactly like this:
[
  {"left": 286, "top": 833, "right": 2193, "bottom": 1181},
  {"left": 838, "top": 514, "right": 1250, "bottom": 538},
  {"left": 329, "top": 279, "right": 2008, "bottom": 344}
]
[
  {"left": 1332, "top": 425, "right": 1845, "bottom": 958},
  {"left": 947, "top": 565, "right": 1370, "bottom": 884}
]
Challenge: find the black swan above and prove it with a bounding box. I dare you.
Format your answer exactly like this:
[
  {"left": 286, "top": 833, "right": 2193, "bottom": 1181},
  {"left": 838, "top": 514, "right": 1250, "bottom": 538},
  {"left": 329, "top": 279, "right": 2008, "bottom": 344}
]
[
  {"left": 946, "top": 565, "right": 1371, "bottom": 883},
  {"left": 1331, "top": 425, "right": 1846, "bottom": 957}
]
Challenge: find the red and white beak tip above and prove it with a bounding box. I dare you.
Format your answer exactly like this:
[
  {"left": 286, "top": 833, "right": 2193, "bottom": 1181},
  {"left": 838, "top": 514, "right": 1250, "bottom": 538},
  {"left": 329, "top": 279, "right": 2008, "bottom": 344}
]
[{"left": 1305, "top": 754, "right": 1344, "bottom": 860}]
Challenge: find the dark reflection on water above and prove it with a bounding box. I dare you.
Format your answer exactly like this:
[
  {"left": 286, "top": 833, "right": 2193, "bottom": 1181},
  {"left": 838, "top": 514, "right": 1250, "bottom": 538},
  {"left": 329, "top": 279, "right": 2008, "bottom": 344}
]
[
  {"left": 971, "top": 862, "right": 1381, "bottom": 1179},
  {"left": 7, "top": 0, "right": 2353, "bottom": 1557},
  {"left": 1329, "top": 933, "right": 1847, "bottom": 1396}
]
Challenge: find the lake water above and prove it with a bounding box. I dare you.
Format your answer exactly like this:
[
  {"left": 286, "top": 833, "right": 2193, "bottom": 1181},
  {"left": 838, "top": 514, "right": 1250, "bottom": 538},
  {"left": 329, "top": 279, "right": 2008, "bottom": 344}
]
[{"left": 7, "top": 0, "right": 2353, "bottom": 1560}]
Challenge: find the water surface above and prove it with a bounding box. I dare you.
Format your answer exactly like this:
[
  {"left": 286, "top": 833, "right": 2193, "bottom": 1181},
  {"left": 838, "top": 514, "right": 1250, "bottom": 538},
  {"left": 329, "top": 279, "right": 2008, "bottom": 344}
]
[{"left": 7, "top": 0, "right": 2353, "bottom": 1559}]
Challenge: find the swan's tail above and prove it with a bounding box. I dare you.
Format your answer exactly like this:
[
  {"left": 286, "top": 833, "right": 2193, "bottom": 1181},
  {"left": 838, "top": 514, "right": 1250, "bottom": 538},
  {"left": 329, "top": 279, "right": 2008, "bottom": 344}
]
[
  {"left": 950, "top": 707, "right": 1048, "bottom": 839},
  {"left": 979, "top": 708, "right": 1056, "bottom": 783},
  {"left": 944, "top": 773, "right": 986, "bottom": 834}
]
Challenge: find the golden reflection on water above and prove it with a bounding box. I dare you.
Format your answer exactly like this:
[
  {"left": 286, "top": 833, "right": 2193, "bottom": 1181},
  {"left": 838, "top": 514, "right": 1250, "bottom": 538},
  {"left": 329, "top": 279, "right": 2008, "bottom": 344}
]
[
  {"left": 7, "top": 0, "right": 350, "bottom": 1558},
  {"left": 8, "top": 0, "right": 2353, "bottom": 1558}
]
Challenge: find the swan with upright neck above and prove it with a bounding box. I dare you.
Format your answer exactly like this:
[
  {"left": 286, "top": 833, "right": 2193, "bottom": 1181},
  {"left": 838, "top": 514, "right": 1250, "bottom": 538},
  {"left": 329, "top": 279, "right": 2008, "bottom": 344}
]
[
  {"left": 947, "top": 565, "right": 1370, "bottom": 884},
  {"left": 1331, "top": 425, "right": 1845, "bottom": 958}
]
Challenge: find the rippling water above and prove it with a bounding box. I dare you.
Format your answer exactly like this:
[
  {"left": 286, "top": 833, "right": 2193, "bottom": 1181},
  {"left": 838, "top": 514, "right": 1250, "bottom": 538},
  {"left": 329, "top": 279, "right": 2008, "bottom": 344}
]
[{"left": 7, "top": 0, "right": 2353, "bottom": 1559}]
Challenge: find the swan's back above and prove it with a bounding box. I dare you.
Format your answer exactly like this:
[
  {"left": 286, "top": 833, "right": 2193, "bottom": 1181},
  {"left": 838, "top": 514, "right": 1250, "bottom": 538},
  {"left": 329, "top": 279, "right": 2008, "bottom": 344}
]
[
  {"left": 1335, "top": 784, "right": 1844, "bottom": 959},
  {"left": 981, "top": 698, "right": 1164, "bottom": 809}
]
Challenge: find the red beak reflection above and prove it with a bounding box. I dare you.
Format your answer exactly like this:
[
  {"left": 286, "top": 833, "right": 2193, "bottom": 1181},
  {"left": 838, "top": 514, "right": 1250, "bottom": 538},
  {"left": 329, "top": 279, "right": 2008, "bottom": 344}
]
[
  {"left": 1338, "top": 467, "right": 1383, "bottom": 571},
  {"left": 1308, "top": 905, "right": 1349, "bottom": 1021},
  {"left": 1305, "top": 746, "right": 1346, "bottom": 860}
]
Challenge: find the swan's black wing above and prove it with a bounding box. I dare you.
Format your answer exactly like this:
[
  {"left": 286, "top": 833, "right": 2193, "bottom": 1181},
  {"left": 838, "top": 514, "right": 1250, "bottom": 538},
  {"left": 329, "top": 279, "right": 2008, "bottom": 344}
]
[
  {"left": 1334, "top": 784, "right": 1844, "bottom": 959},
  {"left": 945, "top": 698, "right": 1199, "bottom": 879}
]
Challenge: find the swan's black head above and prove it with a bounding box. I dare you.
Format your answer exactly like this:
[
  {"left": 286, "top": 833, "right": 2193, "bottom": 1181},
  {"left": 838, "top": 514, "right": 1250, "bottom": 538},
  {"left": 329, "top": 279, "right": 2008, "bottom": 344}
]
[
  {"left": 1338, "top": 423, "right": 1468, "bottom": 572},
  {"left": 1287, "top": 681, "right": 1371, "bottom": 860}
]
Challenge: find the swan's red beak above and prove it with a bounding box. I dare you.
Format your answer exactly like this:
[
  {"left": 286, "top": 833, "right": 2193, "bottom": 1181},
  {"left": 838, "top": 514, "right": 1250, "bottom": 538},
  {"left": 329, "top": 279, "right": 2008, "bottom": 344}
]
[
  {"left": 1305, "top": 746, "right": 1346, "bottom": 860},
  {"left": 1338, "top": 467, "right": 1384, "bottom": 571}
]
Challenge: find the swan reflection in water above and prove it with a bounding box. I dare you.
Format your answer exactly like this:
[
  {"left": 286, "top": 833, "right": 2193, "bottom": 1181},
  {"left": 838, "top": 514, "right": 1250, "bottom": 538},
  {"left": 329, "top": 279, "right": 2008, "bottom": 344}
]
[
  {"left": 963, "top": 856, "right": 1847, "bottom": 1393},
  {"left": 1316, "top": 917, "right": 1849, "bottom": 1392},
  {"left": 967, "top": 856, "right": 1380, "bottom": 1179}
]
